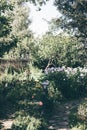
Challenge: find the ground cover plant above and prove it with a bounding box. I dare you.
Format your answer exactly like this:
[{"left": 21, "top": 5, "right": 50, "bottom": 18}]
[{"left": 69, "top": 99, "right": 87, "bottom": 130}]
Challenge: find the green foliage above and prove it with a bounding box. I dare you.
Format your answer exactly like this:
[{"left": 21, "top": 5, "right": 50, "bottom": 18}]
[
  {"left": 0, "top": 15, "right": 11, "bottom": 37},
  {"left": 0, "top": 66, "right": 52, "bottom": 129},
  {"left": 0, "top": 0, "right": 33, "bottom": 57},
  {"left": 29, "top": 64, "right": 44, "bottom": 81},
  {"left": 0, "top": 66, "right": 53, "bottom": 115},
  {"left": 47, "top": 81, "right": 62, "bottom": 101},
  {"left": 54, "top": 0, "right": 87, "bottom": 43},
  {"left": 3, "top": 0, "right": 32, "bottom": 59},
  {"left": 69, "top": 99, "right": 87, "bottom": 130},
  {"left": 0, "top": 73, "right": 35, "bottom": 103},
  {"left": 0, "top": 0, "right": 19, "bottom": 57},
  {"left": 45, "top": 67, "right": 87, "bottom": 99},
  {"left": 78, "top": 100, "right": 87, "bottom": 122},
  {"left": 12, "top": 113, "right": 47, "bottom": 130},
  {"left": 32, "top": 34, "right": 87, "bottom": 69},
  {"left": 1, "top": 1, "right": 87, "bottom": 129}
]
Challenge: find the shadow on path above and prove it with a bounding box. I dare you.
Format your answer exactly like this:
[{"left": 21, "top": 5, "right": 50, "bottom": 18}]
[
  {"left": 48, "top": 99, "right": 82, "bottom": 130},
  {"left": 0, "top": 102, "right": 15, "bottom": 130}
]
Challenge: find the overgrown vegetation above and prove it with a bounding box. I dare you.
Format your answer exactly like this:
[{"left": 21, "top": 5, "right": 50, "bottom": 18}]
[
  {"left": 69, "top": 99, "right": 87, "bottom": 130},
  {"left": 44, "top": 67, "right": 87, "bottom": 99},
  {"left": 0, "top": 0, "right": 87, "bottom": 129}
]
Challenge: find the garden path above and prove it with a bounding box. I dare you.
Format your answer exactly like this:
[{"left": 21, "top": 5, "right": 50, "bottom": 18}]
[
  {"left": 48, "top": 99, "right": 82, "bottom": 130},
  {"left": 0, "top": 102, "right": 14, "bottom": 130},
  {"left": 0, "top": 119, "right": 13, "bottom": 130},
  {"left": 0, "top": 99, "right": 84, "bottom": 130}
]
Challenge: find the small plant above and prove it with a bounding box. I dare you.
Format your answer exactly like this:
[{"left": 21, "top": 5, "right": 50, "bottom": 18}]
[
  {"left": 77, "top": 100, "right": 87, "bottom": 122},
  {"left": 69, "top": 99, "right": 87, "bottom": 130},
  {"left": 11, "top": 112, "right": 47, "bottom": 130}
]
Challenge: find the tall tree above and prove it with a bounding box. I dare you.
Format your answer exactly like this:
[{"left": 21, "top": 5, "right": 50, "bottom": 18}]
[
  {"left": 4, "top": 0, "right": 32, "bottom": 59},
  {"left": 1, "top": 0, "right": 33, "bottom": 59},
  {"left": 54, "top": 0, "right": 87, "bottom": 44},
  {"left": 0, "top": 0, "right": 18, "bottom": 57},
  {"left": 31, "top": 33, "right": 87, "bottom": 69}
]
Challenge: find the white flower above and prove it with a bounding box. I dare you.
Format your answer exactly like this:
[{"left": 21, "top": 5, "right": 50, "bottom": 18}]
[{"left": 80, "top": 73, "right": 84, "bottom": 78}]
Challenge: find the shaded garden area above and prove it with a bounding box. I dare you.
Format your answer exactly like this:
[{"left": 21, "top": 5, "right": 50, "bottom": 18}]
[{"left": 0, "top": 0, "right": 87, "bottom": 130}]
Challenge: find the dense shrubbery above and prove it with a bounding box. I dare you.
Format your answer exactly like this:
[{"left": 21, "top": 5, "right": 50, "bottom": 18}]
[
  {"left": 0, "top": 71, "right": 53, "bottom": 110},
  {"left": 0, "top": 72, "right": 33, "bottom": 103},
  {"left": 0, "top": 60, "right": 87, "bottom": 130},
  {"left": 1, "top": 0, "right": 87, "bottom": 129},
  {"left": 31, "top": 34, "right": 87, "bottom": 69},
  {"left": 44, "top": 67, "right": 87, "bottom": 99},
  {"left": 12, "top": 111, "right": 47, "bottom": 130},
  {"left": 78, "top": 101, "right": 87, "bottom": 122},
  {"left": 69, "top": 99, "right": 87, "bottom": 130},
  {"left": 0, "top": 68, "right": 53, "bottom": 129}
]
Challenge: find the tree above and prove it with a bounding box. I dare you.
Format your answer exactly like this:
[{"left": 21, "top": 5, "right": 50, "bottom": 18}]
[
  {"left": 54, "top": 0, "right": 87, "bottom": 44},
  {"left": 0, "top": 0, "right": 41, "bottom": 58},
  {"left": 0, "top": 0, "right": 50, "bottom": 57},
  {"left": 31, "top": 33, "right": 87, "bottom": 69},
  {"left": 0, "top": 0, "right": 18, "bottom": 57},
  {"left": 4, "top": 0, "right": 32, "bottom": 59}
]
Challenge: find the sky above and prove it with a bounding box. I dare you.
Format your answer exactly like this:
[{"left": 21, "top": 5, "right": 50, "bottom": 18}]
[{"left": 28, "top": 0, "right": 61, "bottom": 36}]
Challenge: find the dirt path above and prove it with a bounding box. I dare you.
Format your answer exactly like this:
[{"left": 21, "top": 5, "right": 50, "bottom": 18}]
[
  {"left": 0, "top": 102, "right": 14, "bottom": 130},
  {"left": 0, "top": 119, "right": 13, "bottom": 130},
  {"left": 0, "top": 99, "right": 84, "bottom": 130},
  {"left": 48, "top": 99, "right": 82, "bottom": 130}
]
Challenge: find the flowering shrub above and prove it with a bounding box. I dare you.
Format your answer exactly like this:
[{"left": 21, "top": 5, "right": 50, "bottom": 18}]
[
  {"left": 0, "top": 70, "right": 54, "bottom": 118},
  {"left": 45, "top": 66, "right": 87, "bottom": 75},
  {"left": 0, "top": 72, "right": 50, "bottom": 129},
  {"left": 38, "top": 101, "right": 43, "bottom": 106},
  {"left": 45, "top": 67, "right": 87, "bottom": 99}
]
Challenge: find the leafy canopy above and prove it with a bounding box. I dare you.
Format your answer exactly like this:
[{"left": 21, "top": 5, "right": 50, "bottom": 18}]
[{"left": 54, "top": 0, "right": 87, "bottom": 43}]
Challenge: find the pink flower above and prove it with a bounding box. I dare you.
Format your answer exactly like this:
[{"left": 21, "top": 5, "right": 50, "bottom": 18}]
[
  {"left": 32, "top": 95, "right": 35, "bottom": 99},
  {"left": 38, "top": 101, "right": 43, "bottom": 106}
]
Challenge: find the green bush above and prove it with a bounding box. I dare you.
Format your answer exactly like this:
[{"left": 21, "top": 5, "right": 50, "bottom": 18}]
[
  {"left": 69, "top": 99, "right": 87, "bottom": 130},
  {"left": 0, "top": 72, "right": 51, "bottom": 129},
  {"left": 12, "top": 113, "right": 47, "bottom": 130},
  {"left": 77, "top": 100, "right": 87, "bottom": 122},
  {"left": 45, "top": 67, "right": 87, "bottom": 99},
  {"left": 0, "top": 71, "right": 54, "bottom": 118},
  {"left": 0, "top": 71, "right": 45, "bottom": 103}
]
